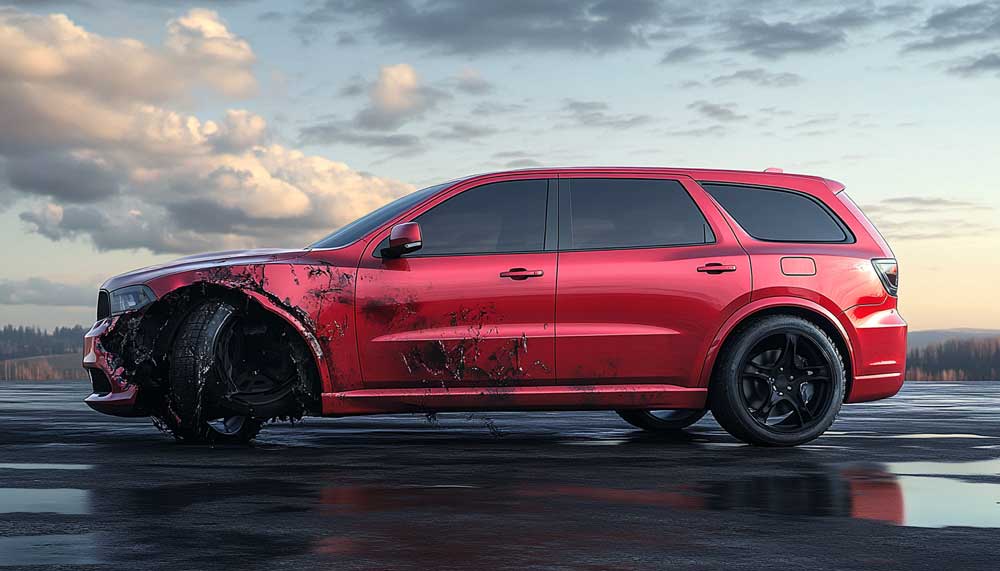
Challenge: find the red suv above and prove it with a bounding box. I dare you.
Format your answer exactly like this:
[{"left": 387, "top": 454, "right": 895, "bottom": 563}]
[{"left": 82, "top": 167, "right": 906, "bottom": 446}]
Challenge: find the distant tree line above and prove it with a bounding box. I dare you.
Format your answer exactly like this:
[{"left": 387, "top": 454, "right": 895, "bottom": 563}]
[
  {"left": 906, "top": 336, "right": 1000, "bottom": 381},
  {"left": 0, "top": 325, "right": 86, "bottom": 360},
  {"left": 0, "top": 355, "right": 82, "bottom": 381}
]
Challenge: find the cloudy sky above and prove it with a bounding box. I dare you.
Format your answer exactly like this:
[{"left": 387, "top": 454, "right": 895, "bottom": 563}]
[{"left": 0, "top": 0, "right": 997, "bottom": 331}]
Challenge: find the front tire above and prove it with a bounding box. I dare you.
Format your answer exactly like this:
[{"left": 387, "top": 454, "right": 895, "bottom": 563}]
[
  {"left": 709, "top": 315, "right": 845, "bottom": 447},
  {"left": 158, "top": 299, "right": 316, "bottom": 444}
]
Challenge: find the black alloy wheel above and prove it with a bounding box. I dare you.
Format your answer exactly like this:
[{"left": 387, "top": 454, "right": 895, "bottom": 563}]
[
  {"left": 710, "top": 315, "right": 845, "bottom": 446},
  {"left": 739, "top": 330, "right": 835, "bottom": 432}
]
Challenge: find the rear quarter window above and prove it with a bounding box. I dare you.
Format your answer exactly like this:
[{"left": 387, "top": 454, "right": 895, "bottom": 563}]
[{"left": 700, "top": 183, "right": 852, "bottom": 243}]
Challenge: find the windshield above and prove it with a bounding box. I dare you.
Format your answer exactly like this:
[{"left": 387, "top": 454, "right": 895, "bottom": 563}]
[{"left": 307, "top": 182, "right": 450, "bottom": 249}]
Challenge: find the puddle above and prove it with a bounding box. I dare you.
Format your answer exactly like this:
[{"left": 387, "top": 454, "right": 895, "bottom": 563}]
[
  {"left": 887, "top": 458, "right": 1000, "bottom": 477},
  {"left": 0, "top": 534, "right": 101, "bottom": 566},
  {"left": 889, "top": 434, "right": 997, "bottom": 440},
  {"left": 531, "top": 459, "right": 1000, "bottom": 529},
  {"left": 0, "top": 488, "right": 90, "bottom": 514},
  {"left": 0, "top": 463, "right": 93, "bottom": 471},
  {"left": 823, "top": 433, "right": 997, "bottom": 440},
  {"left": 894, "top": 476, "right": 1000, "bottom": 528}
]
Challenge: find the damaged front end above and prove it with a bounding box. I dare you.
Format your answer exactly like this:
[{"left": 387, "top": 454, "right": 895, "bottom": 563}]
[
  {"left": 81, "top": 253, "right": 342, "bottom": 431},
  {"left": 82, "top": 286, "right": 159, "bottom": 417}
]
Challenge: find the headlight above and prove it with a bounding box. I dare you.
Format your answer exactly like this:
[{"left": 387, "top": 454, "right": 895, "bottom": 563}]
[{"left": 108, "top": 285, "right": 156, "bottom": 315}]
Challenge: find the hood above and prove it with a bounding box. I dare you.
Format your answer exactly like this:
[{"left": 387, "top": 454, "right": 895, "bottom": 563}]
[{"left": 101, "top": 248, "right": 308, "bottom": 292}]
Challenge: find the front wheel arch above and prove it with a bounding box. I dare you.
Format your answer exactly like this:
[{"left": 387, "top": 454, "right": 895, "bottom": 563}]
[{"left": 133, "top": 283, "right": 327, "bottom": 413}]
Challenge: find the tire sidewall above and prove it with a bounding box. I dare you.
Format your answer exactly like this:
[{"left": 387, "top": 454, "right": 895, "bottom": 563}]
[{"left": 169, "top": 301, "right": 236, "bottom": 427}]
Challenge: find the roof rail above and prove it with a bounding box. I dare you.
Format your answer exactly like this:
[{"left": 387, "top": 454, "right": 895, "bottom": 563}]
[{"left": 763, "top": 167, "right": 783, "bottom": 173}]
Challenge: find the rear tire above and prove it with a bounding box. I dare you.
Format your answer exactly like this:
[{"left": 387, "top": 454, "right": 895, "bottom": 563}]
[
  {"left": 709, "top": 315, "right": 845, "bottom": 447},
  {"left": 616, "top": 409, "right": 707, "bottom": 431},
  {"left": 158, "top": 299, "right": 316, "bottom": 444}
]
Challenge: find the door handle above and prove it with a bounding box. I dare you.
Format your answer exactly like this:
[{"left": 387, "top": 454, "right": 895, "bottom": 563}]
[
  {"left": 697, "top": 263, "right": 737, "bottom": 274},
  {"left": 500, "top": 268, "right": 544, "bottom": 280}
]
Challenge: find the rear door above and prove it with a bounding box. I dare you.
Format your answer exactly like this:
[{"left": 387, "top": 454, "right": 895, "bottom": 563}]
[
  {"left": 555, "top": 175, "right": 751, "bottom": 387},
  {"left": 355, "top": 176, "right": 557, "bottom": 388}
]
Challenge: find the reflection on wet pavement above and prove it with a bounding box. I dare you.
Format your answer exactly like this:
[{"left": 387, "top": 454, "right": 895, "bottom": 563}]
[
  {"left": 0, "top": 534, "right": 100, "bottom": 566},
  {"left": 2, "top": 380, "right": 1000, "bottom": 570},
  {"left": 314, "top": 462, "right": 1000, "bottom": 530}
]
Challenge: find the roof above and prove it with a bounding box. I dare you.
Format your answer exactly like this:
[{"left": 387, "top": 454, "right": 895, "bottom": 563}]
[{"left": 455, "top": 166, "right": 846, "bottom": 195}]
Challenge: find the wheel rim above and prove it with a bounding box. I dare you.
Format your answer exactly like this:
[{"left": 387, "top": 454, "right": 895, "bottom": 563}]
[
  {"left": 212, "top": 315, "right": 299, "bottom": 412},
  {"left": 738, "top": 330, "right": 835, "bottom": 433},
  {"left": 207, "top": 416, "right": 247, "bottom": 436}
]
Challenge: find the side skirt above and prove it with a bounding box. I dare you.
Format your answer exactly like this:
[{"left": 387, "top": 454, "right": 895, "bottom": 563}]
[{"left": 321, "top": 384, "right": 707, "bottom": 416}]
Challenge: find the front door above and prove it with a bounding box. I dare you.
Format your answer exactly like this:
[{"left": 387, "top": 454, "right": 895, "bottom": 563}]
[
  {"left": 555, "top": 176, "right": 751, "bottom": 387},
  {"left": 356, "top": 177, "right": 557, "bottom": 389}
]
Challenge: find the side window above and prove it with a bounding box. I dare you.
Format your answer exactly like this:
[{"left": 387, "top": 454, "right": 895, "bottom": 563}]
[
  {"left": 410, "top": 179, "right": 548, "bottom": 256},
  {"left": 701, "top": 183, "right": 849, "bottom": 242},
  {"left": 561, "top": 178, "right": 714, "bottom": 250}
]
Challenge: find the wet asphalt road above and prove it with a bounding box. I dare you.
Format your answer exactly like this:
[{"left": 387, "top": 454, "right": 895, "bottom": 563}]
[{"left": 1, "top": 381, "right": 999, "bottom": 570}]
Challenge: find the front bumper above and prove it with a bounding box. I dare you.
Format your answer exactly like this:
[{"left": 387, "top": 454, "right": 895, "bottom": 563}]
[{"left": 82, "top": 317, "right": 147, "bottom": 417}]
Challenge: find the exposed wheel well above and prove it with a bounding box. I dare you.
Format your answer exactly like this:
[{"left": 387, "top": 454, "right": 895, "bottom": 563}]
[
  {"left": 713, "top": 305, "right": 853, "bottom": 400},
  {"left": 129, "top": 284, "right": 323, "bottom": 414}
]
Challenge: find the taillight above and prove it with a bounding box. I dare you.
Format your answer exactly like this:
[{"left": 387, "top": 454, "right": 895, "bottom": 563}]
[{"left": 872, "top": 258, "right": 898, "bottom": 296}]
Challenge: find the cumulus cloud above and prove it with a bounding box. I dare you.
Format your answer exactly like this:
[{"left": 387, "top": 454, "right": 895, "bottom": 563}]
[
  {"left": 301, "top": 63, "right": 493, "bottom": 152},
  {"left": 354, "top": 63, "right": 449, "bottom": 130},
  {"left": 163, "top": 8, "right": 256, "bottom": 96},
  {"left": 5, "top": 152, "right": 123, "bottom": 203},
  {"left": 1, "top": 8, "right": 411, "bottom": 254}
]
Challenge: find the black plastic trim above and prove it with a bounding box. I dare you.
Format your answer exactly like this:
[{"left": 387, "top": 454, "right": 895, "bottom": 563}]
[{"left": 97, "top": 290, "right": 110, "bottom": 320}]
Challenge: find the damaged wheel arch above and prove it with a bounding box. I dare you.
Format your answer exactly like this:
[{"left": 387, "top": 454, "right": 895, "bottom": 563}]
[{"left": 88, "top": 280, "right": 328, "bottom": 439}]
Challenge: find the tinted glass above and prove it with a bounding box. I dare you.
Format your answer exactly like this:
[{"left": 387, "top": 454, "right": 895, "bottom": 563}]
[
  {"left": 702, "top": 183, "right": 848, "bottom": 242},
  {"left": 309, "top": 182, "right": 449, "bottom": 249},
  {"left": 411, "top": 179, "right": 548, "bottom": 256},
  {"left": 562, "top": 178, "right": 713, "bottom": 250}
]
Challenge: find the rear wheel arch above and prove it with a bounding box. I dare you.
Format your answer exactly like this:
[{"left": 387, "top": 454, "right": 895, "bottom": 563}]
[{"left": 704, "top": 302, "right": 854, "bottom": 400}]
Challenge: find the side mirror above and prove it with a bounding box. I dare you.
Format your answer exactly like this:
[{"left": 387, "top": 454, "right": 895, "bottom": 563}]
[{"left": 381, "top": 222, "right": 422, "bottom": 258}]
